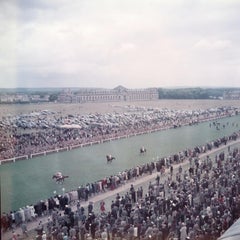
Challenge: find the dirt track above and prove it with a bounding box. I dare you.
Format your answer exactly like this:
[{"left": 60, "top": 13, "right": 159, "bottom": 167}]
[{"left": 0, "top": 99, "right": 240, "bottom": 118}]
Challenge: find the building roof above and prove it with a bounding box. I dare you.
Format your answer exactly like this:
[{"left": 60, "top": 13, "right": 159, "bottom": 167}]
[
  {"left": 113, "top": 85, "right": 128, "bottom": 92},
  {"left": 218, "top": 218, "right": 240, "bottom": 240}
]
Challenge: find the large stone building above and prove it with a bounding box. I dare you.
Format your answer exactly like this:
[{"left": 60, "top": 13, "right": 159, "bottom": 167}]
[{"left": 58, "top": 86, "right": 159, "bottom": 103}]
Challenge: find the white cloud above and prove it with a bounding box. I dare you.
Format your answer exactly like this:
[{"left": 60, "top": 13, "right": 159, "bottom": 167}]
[
  {"left": 194, "top": 39, "right": 231, "bottom": 50},
  {"left": 0, "top": 0, "right": 240, "bottom": 88}
]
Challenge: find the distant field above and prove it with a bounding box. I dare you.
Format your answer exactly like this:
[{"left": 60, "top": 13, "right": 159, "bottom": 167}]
[{"left": 0, "top": 99, "right": 240, "bottom": 118}]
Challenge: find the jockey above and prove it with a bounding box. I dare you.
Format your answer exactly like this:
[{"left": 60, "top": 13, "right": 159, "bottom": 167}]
[
  {"left": 56, "top": 172, "right": 62, "bottom": 178},
  {"left": 141, "top": 146, "right": 145, "bottom": 152}
]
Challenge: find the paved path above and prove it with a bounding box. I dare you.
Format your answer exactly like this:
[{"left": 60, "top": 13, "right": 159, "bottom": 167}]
[{"left": 2, "top": 139, "right": 240, "bottom": 240}]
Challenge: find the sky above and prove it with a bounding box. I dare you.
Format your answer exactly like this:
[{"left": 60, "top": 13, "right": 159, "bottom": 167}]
[{"left": 0, "top": 0, "right": 240, "bottom": 89}]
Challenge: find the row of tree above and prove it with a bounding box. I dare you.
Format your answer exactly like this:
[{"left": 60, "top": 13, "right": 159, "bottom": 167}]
[{"left": 158, "top": 87, "right": 236, "bottom": 99}]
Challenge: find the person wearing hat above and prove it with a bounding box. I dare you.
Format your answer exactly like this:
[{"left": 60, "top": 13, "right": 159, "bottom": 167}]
[
  {"left": 35, "top": 221, "right": 43, "bottom": 236},
  {"left": 42, "top": 231, "right": 47, "bottom": 240},
  {"left": 46, "top": 217, "right": 53, "bottom": 235},
  {"left": 100, "top": 200, "right": 105, "bottom": 213},
  {"left": 180, "top": 222, "right": 187, "bottom": 240},
  {"left": 88, "top": 202, "right": 93, "bottom": 215},
  {"left": 21, "top": 222, "right": 28, "bottom": 237}
]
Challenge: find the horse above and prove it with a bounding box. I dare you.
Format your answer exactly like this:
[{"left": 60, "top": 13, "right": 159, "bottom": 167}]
[
  {"left": 106, "top": 155, "right": 115, "bottom": 163},
  {"left": 140, "top": 147, "right": 147, "bottom": 154},
  {"left": 52, "top": 172, "right": 69, "bottom": 184}
]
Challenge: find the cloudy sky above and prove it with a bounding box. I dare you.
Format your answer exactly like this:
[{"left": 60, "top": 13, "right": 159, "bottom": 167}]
[{"left": 0, "top": 0, "right": 240, "bottom": 89}]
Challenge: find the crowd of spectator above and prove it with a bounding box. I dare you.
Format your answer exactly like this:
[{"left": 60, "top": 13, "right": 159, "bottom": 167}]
[
  {"left": 1, "top": 130, "right": 240, "bottom": 240},
  {"left": 0, "top": 106, "right": 238, "bottom": 160}
]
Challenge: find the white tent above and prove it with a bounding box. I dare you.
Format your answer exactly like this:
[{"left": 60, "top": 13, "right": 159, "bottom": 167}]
[{"left": 58, "top": 124, "right": 82, "bottom": 129}]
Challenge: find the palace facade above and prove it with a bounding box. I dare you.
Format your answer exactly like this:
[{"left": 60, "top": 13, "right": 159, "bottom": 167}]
[{"left": 58, "top": 86, "right": 159, "bottom": 103}]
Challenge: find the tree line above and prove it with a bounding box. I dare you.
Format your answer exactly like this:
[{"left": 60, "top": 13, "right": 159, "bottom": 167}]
[{"left": 158, "top": 87, "right": 238, "bottom": 99}]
